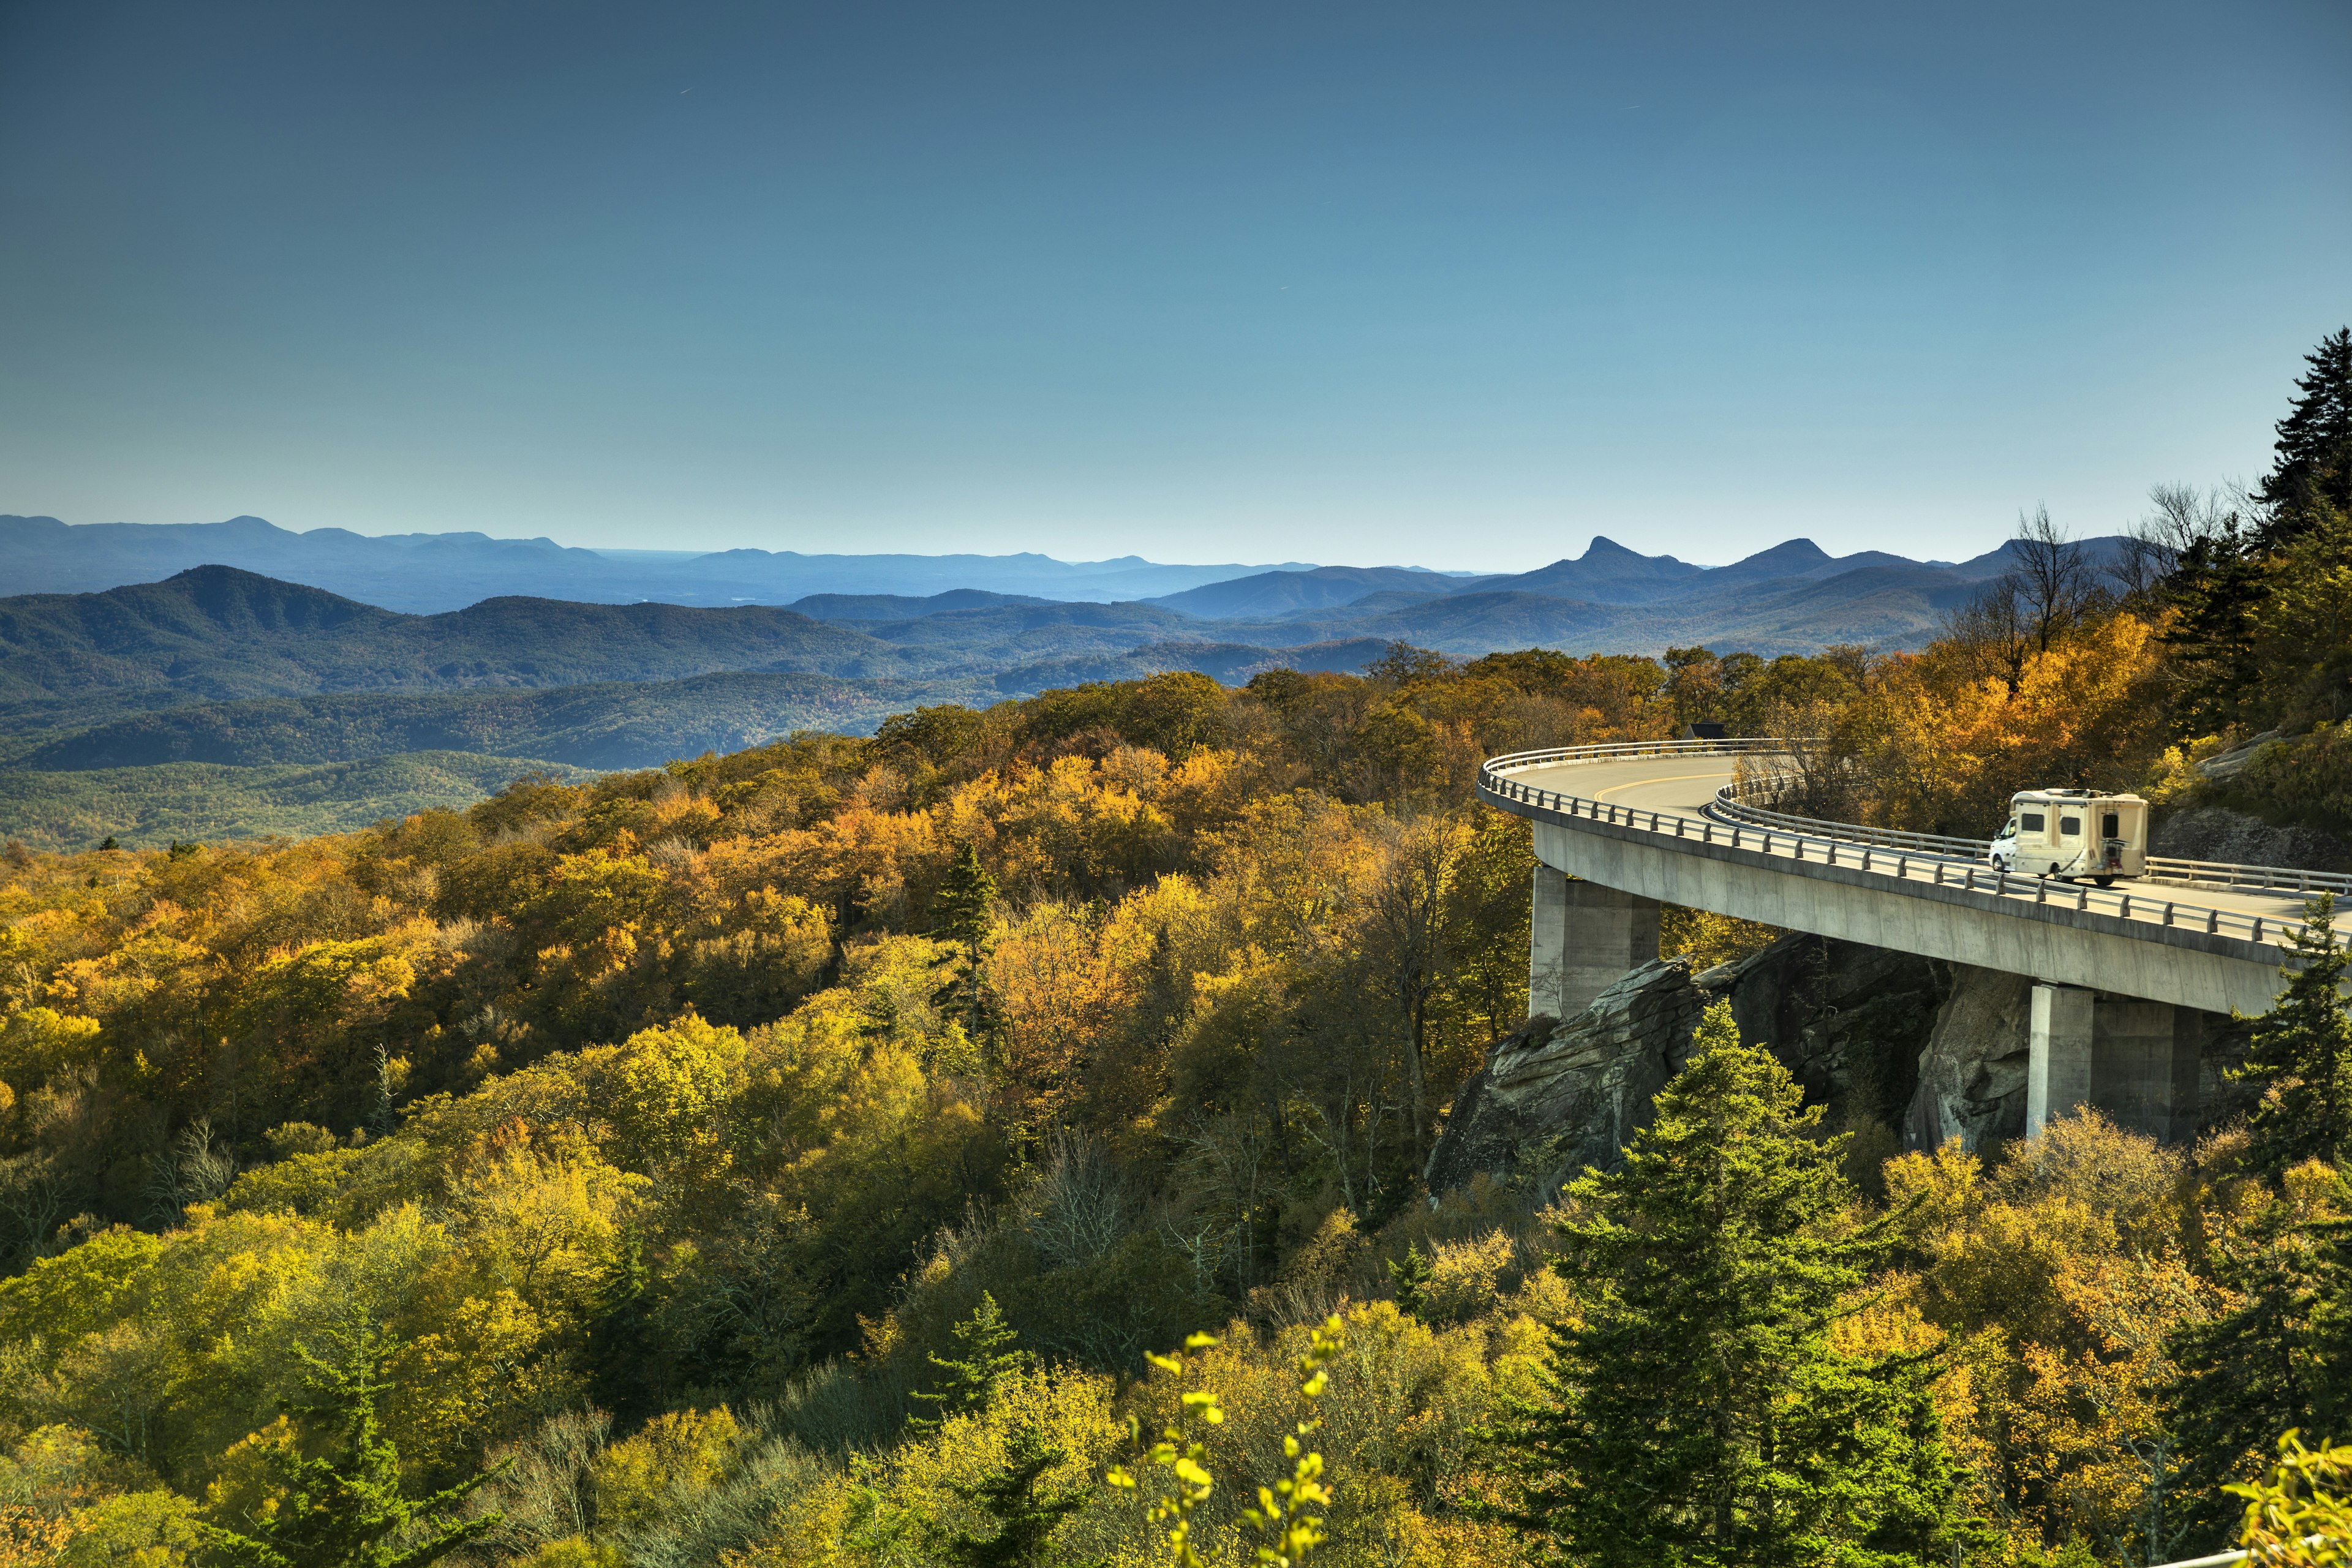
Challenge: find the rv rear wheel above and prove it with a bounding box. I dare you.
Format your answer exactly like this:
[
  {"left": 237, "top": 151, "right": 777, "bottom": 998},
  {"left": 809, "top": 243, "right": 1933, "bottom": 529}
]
[{"left": 2094, "top": 876, "right": 2115, "bottom": 888}]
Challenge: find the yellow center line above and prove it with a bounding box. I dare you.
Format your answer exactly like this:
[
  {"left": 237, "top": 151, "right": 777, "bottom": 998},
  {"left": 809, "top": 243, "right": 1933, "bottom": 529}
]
[{"left": 1589, "top": 769, "right": 1735, "bottom": 805}]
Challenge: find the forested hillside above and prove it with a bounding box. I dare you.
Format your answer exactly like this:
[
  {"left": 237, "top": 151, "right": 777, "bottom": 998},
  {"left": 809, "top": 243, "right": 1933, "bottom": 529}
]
[{"left": 0, "top": 333, "right": 2347, "bottom": 1566}]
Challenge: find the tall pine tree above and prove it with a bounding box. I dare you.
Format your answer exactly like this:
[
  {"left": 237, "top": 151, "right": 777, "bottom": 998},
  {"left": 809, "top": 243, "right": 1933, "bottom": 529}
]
[
  {"left": 2168, "top": 897, "right": 2352, "bottom": 1544},
  {"left": 2164, "top": 516, "right": 2269, "bottom": 733},
  {"left": 929, "top": 1423, "right": 1091, "bottom": 1568},
  {"left": 931, "top": 842, "right": 1002, "bottom": 1051},
  {"left": 201, "top": 1311, "right": 506, "bottom": 1568},
  {"left": 2166, "top": 1178, "right": 2352, "bottom": 1547},
  {"left": 2165, "top": 328, "right": 2352, "bottom": 724},
  {"left": 910, "top": 1292, "right": 1034, "bottom": 1432},
  {"left": 1489, "top": 1001, "right": 1962, "bottom": 1567},
  {"left": 2236, "top": 895, "right": 2352, "bottom": 1182},
  {"left": 2259, "top": 326, "right": 2352, "bottom": 540}
]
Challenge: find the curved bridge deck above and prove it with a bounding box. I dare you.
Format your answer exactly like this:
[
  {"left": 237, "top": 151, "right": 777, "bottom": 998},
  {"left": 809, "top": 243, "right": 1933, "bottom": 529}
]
[{"left": 1482, "top": 743, "right": 2327, "bottom": 1019}]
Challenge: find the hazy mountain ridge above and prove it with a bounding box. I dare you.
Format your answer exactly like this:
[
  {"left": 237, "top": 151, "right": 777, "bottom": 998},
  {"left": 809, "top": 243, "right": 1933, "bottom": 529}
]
[
  {"left": 0, "top": 571, "right": 1373, "bottom": 780},
  {"left": 1158, "top": 533, "right": 2126, "bottom": 628},
  {"left": 2, "top": 674, "right": 997, "bottom": 773},
  {"left": 0, "top": 567, "right": 945, "bottom": 708},
  {"left": 783, "top": 589, "right": 1053, "bottom": 620},
  {"left": 0, "top": 751, "right": 600, "bottom": 851},
  {"left": 0, "top": 514, "right": 1314, "bottom": 612},
  {"left": 0, "top": 529, "right": 2136, "bottom": 848},
  {"left": 1142, "top": 564, "right": 1451, "bottom": 617}
]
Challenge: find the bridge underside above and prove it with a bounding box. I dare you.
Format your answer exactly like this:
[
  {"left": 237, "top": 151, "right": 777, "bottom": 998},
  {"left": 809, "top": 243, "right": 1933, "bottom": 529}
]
[
  {"left": 1531, "top": 820, "right": 2284, "bottom": 1018},
  {"left": 1525, "top": 824, "right": 2282, "bottom": 1147}
]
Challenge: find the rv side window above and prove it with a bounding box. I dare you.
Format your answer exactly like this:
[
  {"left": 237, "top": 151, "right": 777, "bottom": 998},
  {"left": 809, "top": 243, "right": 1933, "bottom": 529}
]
[
  {"left": 2020, "top": 812, "right": 2046, "bottom": 833},
  {"left": 2060, "top": 815, "right": 2082, "bottom": 836},
  {"left": 2103, "top": 812, "right": 2120, "bottom": 839}
]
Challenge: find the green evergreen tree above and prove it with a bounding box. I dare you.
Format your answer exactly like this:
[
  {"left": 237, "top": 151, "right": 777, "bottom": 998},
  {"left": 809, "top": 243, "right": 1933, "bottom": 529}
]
[
  {"left": 200, "top": 1311, "right": 506, "bottom": 1568},
  {"left": 2165, "top": 1179, "right": 2352, "bottom": 1544},
  {"left": 931, "top": 1422, "right": 1091, "bottom": 1568},
  {"left": 1488, "top": 1000, "right": 1962, "bottom": 1567},
  {"left": 910, "top": 1292, "right": 1033, "bottom": 1432},
  {"left": 2163, "top": 516, "right": 2269, "bottom": 731},
  {"left": 584, "top": 1226, "right": 665, "bottom": 1423},
  {"left": 931, "top": 842, "right": 1002, "bottom": 1048},
  {"left": 2236, "top": 895, "right": 2352, "bottom": 1181},
  {"left": 2258, "top": 326, "right": 2352, "bottom": 537},
  {"left": 2164, "top": 328, "right": 2352, "bottom": 725},
  {"left": 1385, "top": 1243, "right": 1435, "bottom": 1320}
]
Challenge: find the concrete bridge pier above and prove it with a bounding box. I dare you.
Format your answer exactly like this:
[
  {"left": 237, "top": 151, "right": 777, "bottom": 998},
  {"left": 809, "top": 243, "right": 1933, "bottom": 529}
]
[
  {"left": 1530, "top": 866, "right": 1661, "bottom": 1021},
  {"left": 2027, "top": 983, "right": 2204, "bottom": 1142}
]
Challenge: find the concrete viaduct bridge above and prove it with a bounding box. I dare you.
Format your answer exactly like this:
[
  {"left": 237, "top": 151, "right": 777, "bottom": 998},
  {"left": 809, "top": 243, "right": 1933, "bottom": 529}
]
[{"left": 1479, "top": 741, "right": 2351, "bottom": 1144}]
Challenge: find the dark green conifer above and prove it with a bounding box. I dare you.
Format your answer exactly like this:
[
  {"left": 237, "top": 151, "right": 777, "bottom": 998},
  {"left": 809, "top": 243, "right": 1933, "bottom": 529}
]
[
  {"left": 2166, "top": 1182, "right": 2352, "bottom": 1544},
  {"left": 201, "top": 1311, "right": 506, "bottom": 1568},
  {"left": 2236, "top": 895, "right": 2352, "bottom": 1181},
  {"left": 931, "top": 1423, "right": 1091, "bottom": 1568},
  {"left": 2163, "top": 517, "right": 2267, "bottom": 731},
  {"left": 931, "top": 842, "right": 1001, "bottom": 1047},
  {"left": 1488, "top": 1000, "right": 1963, "bottom": 1567},
  {"left": 1386, "top": 1243, "right": 1434, "bottom": 1320},
  {"left": 584, "top": 1226, "right": 665, "bottom": 1423},
  {"left": 910, "top": 1292, "right": 1033, "bottom": 1432},
  {"left": 2258, "top": 326, "right": 2352, "bottom": 535}
]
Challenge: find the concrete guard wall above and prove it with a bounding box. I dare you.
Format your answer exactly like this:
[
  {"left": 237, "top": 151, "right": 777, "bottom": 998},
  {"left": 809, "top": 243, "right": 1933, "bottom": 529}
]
[{"left": 1524, "top": 813, "right": 2292, "bottom": 1018}]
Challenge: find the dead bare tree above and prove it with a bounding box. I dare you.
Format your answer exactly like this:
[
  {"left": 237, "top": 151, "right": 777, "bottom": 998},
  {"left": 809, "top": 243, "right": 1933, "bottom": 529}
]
[
  {"left": 1739, "top": 700, "right": 1866, "bottom": 820},
  {"left": 1942, "top": 508, "right": 2106, "bottom": 696},
  {"left": 2114, "top": 481, "right": 2257, "bottom": 605},
  {"left": 2009, "top": 505, "right": 2104, "bottom": 656},
  {"left": 1940, "top": 574, "right": 2032, "bottom": 695}
]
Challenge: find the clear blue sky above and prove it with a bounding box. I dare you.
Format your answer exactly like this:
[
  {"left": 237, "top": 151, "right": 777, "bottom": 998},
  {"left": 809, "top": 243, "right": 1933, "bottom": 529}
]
[{"left": 2, "top": 1, "right": 2345, "bottom": 570}]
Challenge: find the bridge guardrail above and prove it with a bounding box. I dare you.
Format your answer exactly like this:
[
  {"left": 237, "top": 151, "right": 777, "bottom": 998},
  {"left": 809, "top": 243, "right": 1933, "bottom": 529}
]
[
  {"left": 1712, "top": 769, "right": 2352, "bottom": 899},
  {"left": 1479, "top": 744, "right": 2338, "bottom": 955}
]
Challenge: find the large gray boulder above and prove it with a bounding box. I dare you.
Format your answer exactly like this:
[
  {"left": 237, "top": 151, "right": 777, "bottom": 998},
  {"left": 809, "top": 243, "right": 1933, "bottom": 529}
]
[
  {"left": 1425, "top": 933, "right": 1955, "bottom": 1197},
  {"left": 2153, "top": 805, "right": 2350, "bottom": 873},
  {"left": 1904, "top": 963, "right": 2035, "bottom": 1152},
  {"left": 1708, "top": 934, "right": 1948, "bottom": 1118},
  {"left": 1425, "top": 959, "right": 1709, "bottom": 1199}
]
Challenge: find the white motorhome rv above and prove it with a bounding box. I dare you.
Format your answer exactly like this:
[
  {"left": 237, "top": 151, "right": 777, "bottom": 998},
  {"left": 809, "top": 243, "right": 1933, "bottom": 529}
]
[{"left": 1986, "top": 790, "right": 2149, "bottom": 884}]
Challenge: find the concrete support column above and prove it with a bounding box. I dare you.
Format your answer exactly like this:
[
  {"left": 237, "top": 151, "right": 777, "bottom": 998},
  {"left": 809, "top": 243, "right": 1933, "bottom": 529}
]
[
  {"left": 2028, "top": 984, "right": 2095, "bottom": 1137},
  {"left": 2029, "top": 984, "right": 2203, "bottom": 1141},
  {"left": 1529, "top": 866, "right": 1661, "bottom": 1022},
  {"left": 2090, "top": 1000, "right": 2203, "bottom": 1144}
]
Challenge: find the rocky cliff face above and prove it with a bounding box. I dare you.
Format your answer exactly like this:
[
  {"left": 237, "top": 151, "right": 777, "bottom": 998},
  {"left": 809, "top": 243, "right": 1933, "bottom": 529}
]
[
  {"left": 1424, "top": 959, "right": 1711, "bottom": 1199},
  {"left": 1427, "top": 924, "right": 2253, "bottom": 1199},
  {"left": 1904, "top": 963, "right": 2035, "bottom": 1152},
  {"left": 1427, "top": 933, "right": 1951, "bottom": 1197},
  {"left": 1713, "top": 934, "right": 1948, "bottom": 1118},
  {"left": 2153, "top": 805, "right": 2351, "bottom": 873}
]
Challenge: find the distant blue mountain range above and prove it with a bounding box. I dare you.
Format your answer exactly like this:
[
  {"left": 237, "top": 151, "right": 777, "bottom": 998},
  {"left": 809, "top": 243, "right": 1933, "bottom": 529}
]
[
  {"left": 0, "top": 514, "right": 1317, "bottom": 613},
  {"left": 0, "top": 524, "right": 2137, "bottom": 847},
  {"left": 2, "top": 515, "right": 2121, "bottom": 634}
]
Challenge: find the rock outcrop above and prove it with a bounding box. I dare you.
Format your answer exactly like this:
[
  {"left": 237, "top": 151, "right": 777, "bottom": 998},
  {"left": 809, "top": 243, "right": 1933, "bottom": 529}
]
[
  {"left": 1424, "top": 905, "right": 2291, "bottom": 1195},
  {"left": 2152, "top": 805, "right": 2351, "bottom": 873},
  {"left": 1425, "top": 959, "right": 1710, "bottom": 1199},
  {"left": 1904, "top": 963, "right": 2035, "bottom": 1152},
  {"left": 1708, "top": 934, "right": 1948, "bottom": 1117},
  {"left": 1427, "top": 933, "right": 1952, "bottom": 1196}
]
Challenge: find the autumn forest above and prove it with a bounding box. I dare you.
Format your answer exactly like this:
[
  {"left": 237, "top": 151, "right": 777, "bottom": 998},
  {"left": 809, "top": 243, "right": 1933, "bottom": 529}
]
[{"left": 1, "top": 333, "right": 2351, "bottom": 1567}]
